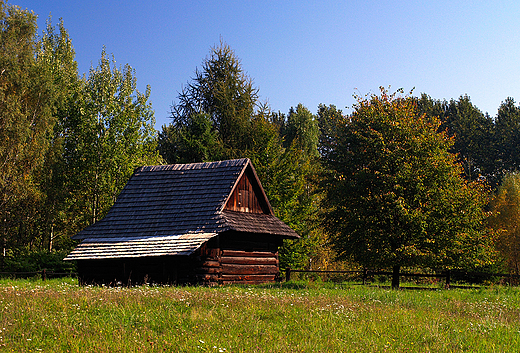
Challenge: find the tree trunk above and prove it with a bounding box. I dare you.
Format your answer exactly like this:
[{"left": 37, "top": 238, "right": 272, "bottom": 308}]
[{"left": 391, "top": 265, "right": 400, "bottom": 289}]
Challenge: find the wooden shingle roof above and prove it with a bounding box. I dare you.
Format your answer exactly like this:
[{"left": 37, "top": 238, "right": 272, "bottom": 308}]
[
  {"left": 65, "top": 158, "right": 298, "bottom": 260},
  {"left": 66, "top": 233, "right": 217, "bottom": 260}
]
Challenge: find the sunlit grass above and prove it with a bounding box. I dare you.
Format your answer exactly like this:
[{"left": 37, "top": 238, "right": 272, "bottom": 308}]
[{"left": 1, "top": 278, "right": 519, "bottom": 352}]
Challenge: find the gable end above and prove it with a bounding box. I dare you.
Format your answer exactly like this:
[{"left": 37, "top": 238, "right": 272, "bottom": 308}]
[{"left": 224, "top": 166, "right": 271, "bottom": 214}]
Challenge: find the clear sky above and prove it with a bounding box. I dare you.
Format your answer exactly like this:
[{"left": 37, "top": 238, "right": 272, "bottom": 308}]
[{"left": 15, "top": 0, "right": 520, "bottom": 129}]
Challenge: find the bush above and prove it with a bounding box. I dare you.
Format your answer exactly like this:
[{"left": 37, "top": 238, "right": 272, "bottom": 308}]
[{"left": 2, "top": 250, "right": 76, "bottom": 274}]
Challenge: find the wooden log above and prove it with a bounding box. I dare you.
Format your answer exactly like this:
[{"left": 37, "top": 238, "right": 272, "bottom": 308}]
[
  {"left": 221, "top": 256, "right": 278, "bottom": 265},
  {"left": 207, "top": 248, "right": 220, "bottom": 258},
  {"left": 197, "top": 267, "right": 220, "bottom": 274},
  {"left": 196, "top": 274, "right": 219, "bottom": 282},
  {"left": 221, "top": 280, "right": 274, "bottom": 285},
  {"left": 220, "top": 274, "right": 275, "bottom": 283},
  {"left": 201, "top": 260, "right": 220, "bottom": 267},
  {"left": 220, "top": 240, "right": 271, "bottom": 251},
  {"left": 221, "top": 250, "right": 277, "bottom": 258},
  {"left": 222, "top": 264, "right": 279, "bottom": 275}
]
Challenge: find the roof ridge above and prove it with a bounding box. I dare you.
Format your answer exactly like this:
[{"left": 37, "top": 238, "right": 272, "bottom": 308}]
[{"left": 137, "top": 158, "right": 250, "bottom": 172}]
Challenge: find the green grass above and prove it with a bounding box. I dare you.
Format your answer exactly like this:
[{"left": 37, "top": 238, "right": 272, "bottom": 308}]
[{"left": 1, "top": 279, "right": 520, "bottom": 352}]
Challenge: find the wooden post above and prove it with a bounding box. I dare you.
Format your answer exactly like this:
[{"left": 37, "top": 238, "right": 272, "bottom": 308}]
[
  {"left": 391, "top": 265, "right": 400, "bottom": 289},
  {"left": 445, "top": 270, "right": 450, "bottom": 289},
  {"left": 362, "top": 268, "right": 367, "bottom": 285},
  {"left": 42, "top": 269, "right": 47, "bottom": 281},
  {"left": 286, "top": 267, "right": 291, "bottom": 282}
]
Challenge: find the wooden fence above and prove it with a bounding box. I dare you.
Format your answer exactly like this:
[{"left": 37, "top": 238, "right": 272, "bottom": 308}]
[
  {"left": 285, "top": 268, "right": 520, "bottom": 288},
  {"left": 0, "top": 269, "right": 77, "bottom": 280}
]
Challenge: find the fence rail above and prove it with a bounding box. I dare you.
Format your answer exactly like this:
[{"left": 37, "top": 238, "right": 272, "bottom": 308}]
[
  {"left": 285, "top": 268, "right": 520, "bottom": 288},
  {"left": 0, "top": 270, "right": 77, "bottom": 280}
]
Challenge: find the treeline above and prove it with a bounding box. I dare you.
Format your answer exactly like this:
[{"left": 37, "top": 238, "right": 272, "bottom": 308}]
[
  {"left": 0, "top": 3, "right": 160, "bottom": 270},
  {"left": 2, "top": 2, "right": 520, "bottom": 282}
]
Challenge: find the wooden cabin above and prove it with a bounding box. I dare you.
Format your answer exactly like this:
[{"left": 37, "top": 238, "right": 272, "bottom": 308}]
[{"left": 65, "top": 158, "right": 299, "bottom": 285}]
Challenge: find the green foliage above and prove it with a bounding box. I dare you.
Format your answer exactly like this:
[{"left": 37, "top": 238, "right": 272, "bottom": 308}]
[
  {"left": 489, "top": 172, "right": 520, "bottom": 274},
  {"left": 158, "top": 113, "right": 221, "bottom": 164},
  {"left": 3, "top": 250, "right": 76, "bottom": 273},
  {"left": 321, "top": 88, "right": 492, "bottom": 286},
  {"left": 0, "top": 2, "right": 56, "bottom": 254},
  {"left": 35, "top": 18, "right": 82, "bottom": 253},
  {"left": 258, "top": 142, "right": 321, "bottom": 270},
  {"left": 317, "top": 103, "right": 344, "bottom": 158},
  {"left": 61, "top": 48, "right": 161, "bottom": 229},
  {"left": 0, "top": 6, "right": 160, "bottom": 262},
  {"left": 283, "top": 103, "right": 320, "bottom": 158},
  {"left": 251, "top": 105, "right": 323, "bottom": 271},
  {"left": 442, "top": 96, "right": 494, "bottom": 183},
  {"left": 162, "top": 40, "right": 258, "bottom": 162},
  {"left": 495, "top": 98, "right": 520, "bottom": 176},
  {"left": 416, "top": 94, "right": 495, "bottom": 186}
]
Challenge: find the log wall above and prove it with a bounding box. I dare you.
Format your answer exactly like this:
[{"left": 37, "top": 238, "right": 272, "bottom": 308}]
[
  {"left": 76, "top": 231, "right": 284, "bottom": 286},
  {"left": 217, "top": 232, "right": 282, "bottom": 284}
]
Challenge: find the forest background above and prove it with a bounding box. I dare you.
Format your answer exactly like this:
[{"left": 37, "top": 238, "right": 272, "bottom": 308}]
[{"left": 2, "top": 2, "right": 520, "bottom": 281}]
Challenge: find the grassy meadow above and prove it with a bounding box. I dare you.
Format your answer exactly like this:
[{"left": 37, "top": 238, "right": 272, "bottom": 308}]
[{"left": 0, "top": 278, "right": 519, "bottom": 352}]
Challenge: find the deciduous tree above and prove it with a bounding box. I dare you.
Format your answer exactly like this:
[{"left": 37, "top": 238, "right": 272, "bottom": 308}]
[
  {"left": 62, "top": 49, "right": 160, "bottom": 230},
  {"left": 0, "top": 2, "right": 55, "bottom": 257},
  {"left": 36, "top": 18, "right": 81, "bottom": 252},
  {"left": 489, "top": 173, "right": 520, "bottom": 274},
  {"left": 321, "top": 88, "right": 490, "bottom": 288}
]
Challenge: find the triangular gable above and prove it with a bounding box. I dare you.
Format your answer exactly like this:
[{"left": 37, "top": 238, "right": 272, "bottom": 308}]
[{"left": 223, "top": 160, "right": 273, "bottom": 214}]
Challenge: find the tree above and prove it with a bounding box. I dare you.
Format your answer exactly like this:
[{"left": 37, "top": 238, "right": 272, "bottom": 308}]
[
  {"left": 0, "top": 2, "right": 161, "bottom": 269},
  {"left": 495, "top": 98, "right": 520, "bottom": 177},
  {"left": 443, "top": 96, "right": 494, "bottom": 183},
  {"left": 158, "top": 112, "right": 221, "bottom": 164},
  {"left": 321, "top": 88, "right": 490, "bottom": 288},
  {"left": 36, "top": 18, "right": 82, "bottom": 252},
  {"left": 317, "top": 104, "right": 344, "bottom": 159},
  {"left": 61, "top": 48, "right": 160, "bottom": 231},
  {"left": 283, "top": 104, "right": 320, "bottom": 158},
  {"left": 489, "top": 173, "right": 520, "bottom": 274},
  {"left": 0, "top": 2, "right": 56, "bottom": 258},
  {"left": 416, "top": 94, "right": 495, "bottom": 186},
  {"left": 161, "top": 42, "right": 327, "bottom": 270},
  {"left": 162, "top": 40, "right": 258, "bottom": 162}
]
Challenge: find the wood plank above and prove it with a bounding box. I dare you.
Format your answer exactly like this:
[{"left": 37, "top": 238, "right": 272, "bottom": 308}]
[
  {"left": 222, "top": 264, "right": 279, "bottom": 275},
  {"left": 221, "top": 256, "right": 278, "bottom": 265},
  {"left": 224, "top": 172, "right": 266, "bottom": 213}
]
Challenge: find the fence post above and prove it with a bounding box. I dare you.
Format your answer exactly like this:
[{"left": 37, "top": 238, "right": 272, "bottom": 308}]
[
  {"left": 445, "top": 270, "right": 450, "bottom": 289},
  {"left": 42, "top": 269, "right": 47, "bottom": 281},
  {"left": 362, "top": 268, "right": 367, "bottom": 285},
  {"left": 286, "top": 268, "right": 291, "bottom": 282}
]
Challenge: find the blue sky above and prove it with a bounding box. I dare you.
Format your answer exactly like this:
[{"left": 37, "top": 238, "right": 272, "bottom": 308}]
[{"left": 16, "top": 0, "right": 520, "bottom": 129}]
